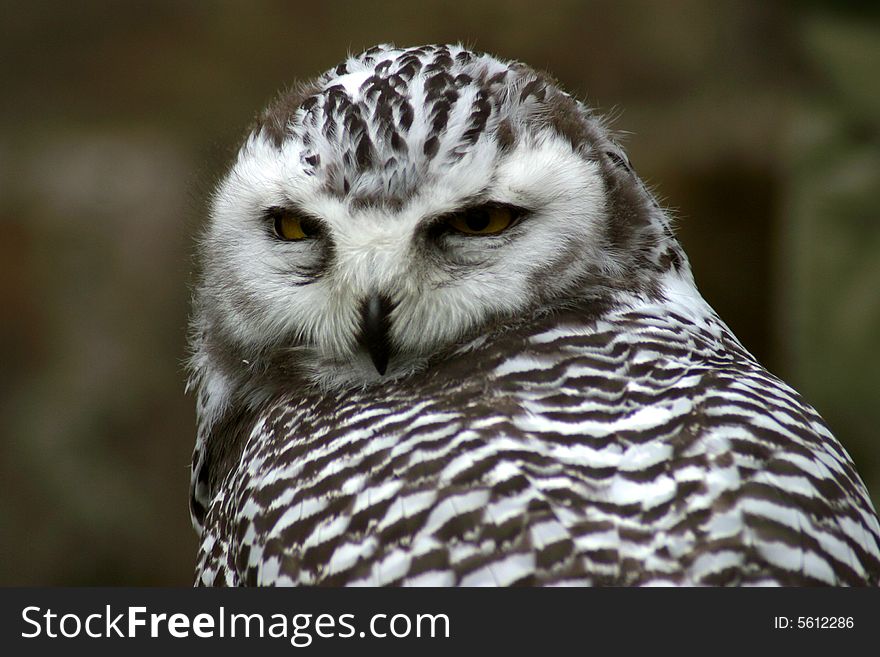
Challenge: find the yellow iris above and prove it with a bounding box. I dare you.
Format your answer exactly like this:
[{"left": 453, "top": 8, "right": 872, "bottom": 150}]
[
  {"left": 447, "top": 206, "right": 515, "bottom": 235},
  {"left": 274, "top": 213, "right": 309, "bottom": 240}
]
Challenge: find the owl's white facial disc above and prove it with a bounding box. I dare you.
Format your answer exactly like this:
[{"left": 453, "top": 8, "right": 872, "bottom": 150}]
[
  {"left": 192, "top": 43, "right": 683, "bottom": 418},
  {"left": 206, "top": 131, "right": 609, "bottom": 385}
]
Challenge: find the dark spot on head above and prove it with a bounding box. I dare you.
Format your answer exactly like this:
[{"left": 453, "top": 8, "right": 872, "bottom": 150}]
[
  {"left": 424, "top": 136, "right": 440, "bottom": 159},
  {"left": 325, "top": 84, "right": 346, "bottom": 102},
  {"left": 461, "top": 93, "right": 491, "bottom": 146},
  {"left": 433, "top": 51, "right": 453, "bottom": 69},
  {"left": 396, "top": 62, "right": 418, "bottom": 80},
  {"left": 361, "top": 75, "right": 382, "bottom": 98},
  {"left": 355, "top": 134, "right": 375, "bottom": 170},
  {"left": 425, "top": 72, "right": 453, "bottom": 99},
  {"left": 487, "top": 70, "right": 507, "bottom": 86},
  {"left": 373, "top": 96, "right": 394, "bottom": 125},
  {"left": 495, "top": 119, "right": 515, "bottom": 152},
  {"left": 431, "top": 103, "right": 450, "bottom": 134},
  {"left": 519, "top": 78, "right": 546, "bottom": 103},
  {"left": 391, "top": 131, "right": 406, "bottom": 153},
  {"left": 342, "top": 106, "right": 368, "bottom": 142},
  {"left": 300, "top": 96, "right": 318, "bottom": 113},
  {"left": 397, "top": 54, "right": 422, "bottom": 71},
  {"left": 398, "top": 102, "right": 414, "bottom": 131}
]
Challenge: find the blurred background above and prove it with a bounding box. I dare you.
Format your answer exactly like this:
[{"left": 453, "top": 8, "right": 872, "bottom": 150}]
[{"left": 1, "top": 0, "right": 877, "bottom": 585}]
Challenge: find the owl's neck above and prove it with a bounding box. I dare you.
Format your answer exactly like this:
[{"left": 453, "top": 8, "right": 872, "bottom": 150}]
[{"left": 190, "top": 261, "right": 712, "bottom": 435}]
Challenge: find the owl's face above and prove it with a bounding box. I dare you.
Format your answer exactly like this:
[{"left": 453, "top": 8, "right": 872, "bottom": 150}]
[{"left": 193, "top": 44, "right": 678, "bottom": 412}]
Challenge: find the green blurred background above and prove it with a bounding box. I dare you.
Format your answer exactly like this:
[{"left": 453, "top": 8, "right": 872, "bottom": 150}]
[{"left": 1, "top": 1, "right": 878, "bottom": 585}]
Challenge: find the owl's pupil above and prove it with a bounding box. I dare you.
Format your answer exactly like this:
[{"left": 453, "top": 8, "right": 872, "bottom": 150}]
[{"left": 465, "top": 210, "right": 490, "bottom": 232}]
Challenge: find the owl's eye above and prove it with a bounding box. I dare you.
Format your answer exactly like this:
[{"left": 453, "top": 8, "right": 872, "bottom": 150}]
[
  {"left": 446, "top": 205, "right": 517, "bottom": 236},
  {"left": 271, "top": 211, "right": 318, "bottom": 241}
]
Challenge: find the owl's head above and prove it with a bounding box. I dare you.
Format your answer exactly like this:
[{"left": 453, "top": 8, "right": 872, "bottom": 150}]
[{"left": 190, "top": 44, "right": 689, "bottom": 427}]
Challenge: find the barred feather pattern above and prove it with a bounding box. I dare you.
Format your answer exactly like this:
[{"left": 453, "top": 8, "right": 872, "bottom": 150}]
[
  {"left": 190, "top": 43, "right": 880, "bottom": 586},
  {"left": 195, "top": 287, "right": 880, "bottom": 586}
]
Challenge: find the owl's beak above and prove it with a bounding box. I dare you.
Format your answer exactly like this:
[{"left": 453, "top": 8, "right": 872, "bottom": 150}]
[{"left": 358, "top": 293, "right": 395, "bottom": 375}]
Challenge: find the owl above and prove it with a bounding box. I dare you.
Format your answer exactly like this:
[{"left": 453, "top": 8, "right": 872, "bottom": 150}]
[{"left": 188, "top": 43, "right": 880, "bottom": 586}]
